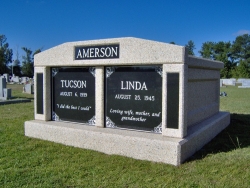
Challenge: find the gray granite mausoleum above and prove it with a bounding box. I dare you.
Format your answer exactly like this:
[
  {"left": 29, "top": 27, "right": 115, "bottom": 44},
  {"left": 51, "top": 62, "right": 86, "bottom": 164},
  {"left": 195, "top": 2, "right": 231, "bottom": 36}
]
[{"left": 24, "top": 37, "right": 230, "bottom": 166}]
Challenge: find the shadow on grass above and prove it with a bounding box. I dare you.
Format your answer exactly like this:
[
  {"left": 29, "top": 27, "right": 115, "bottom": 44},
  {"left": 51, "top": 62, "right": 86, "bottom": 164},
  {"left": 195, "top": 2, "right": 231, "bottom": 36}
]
[
  {"left": 11, "top": 95, "right": 34, "bottom": 100},
  {"left": 186, "top": 113, "right": 250, "bottom": 162}
]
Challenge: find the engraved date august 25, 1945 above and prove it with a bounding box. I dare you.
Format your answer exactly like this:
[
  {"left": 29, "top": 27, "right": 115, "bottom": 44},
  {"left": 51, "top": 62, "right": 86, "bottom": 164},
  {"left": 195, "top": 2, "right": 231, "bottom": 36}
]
[{"left": 115, "top": 94, "right": 155, "bottom": 101}]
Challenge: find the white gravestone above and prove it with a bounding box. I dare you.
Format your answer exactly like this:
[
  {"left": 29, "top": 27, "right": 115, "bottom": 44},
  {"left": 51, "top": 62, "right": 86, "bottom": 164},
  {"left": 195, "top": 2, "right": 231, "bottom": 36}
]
[
  {"left": 23, "top": 84, "right": 34, "bottom": 94},
  {"left": 221, "top": 79, "right": 236, "bottom": 86},
  {"left": 238, "top": 79, "right": 250, "bottom": 88},
  {"left": 0, "top": 78, "right": 11, "bottom": 100}
]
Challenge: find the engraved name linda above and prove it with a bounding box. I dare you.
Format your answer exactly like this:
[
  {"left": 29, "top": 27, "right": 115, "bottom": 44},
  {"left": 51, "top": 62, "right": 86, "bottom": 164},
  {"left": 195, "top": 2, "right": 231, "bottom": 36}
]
[
  {"left": 115, "top": 81, "right": 148, "bottom": 100},
  {"left": 121, "top": 81, "right": 147, "bottom": 90}
]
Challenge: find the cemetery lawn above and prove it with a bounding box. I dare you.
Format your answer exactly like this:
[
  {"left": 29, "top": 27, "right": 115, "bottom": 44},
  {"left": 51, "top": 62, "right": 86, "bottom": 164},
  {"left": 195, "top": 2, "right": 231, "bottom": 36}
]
[{"left": 1, "top": 85, "right": 250, "bottom": 187}]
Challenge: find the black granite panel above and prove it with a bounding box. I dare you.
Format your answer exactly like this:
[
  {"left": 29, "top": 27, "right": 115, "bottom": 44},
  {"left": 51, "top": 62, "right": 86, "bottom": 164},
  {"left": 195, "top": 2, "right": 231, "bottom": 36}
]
[
  {"left": 52, "top": 67, "right": 95, "bottom": 124},
  {"left": 105, "top": 66, "right": 162, "bottom": 132},
  {"left": 36, "top": 73, "right": 44, "bottom": 114},
  {"left": 167, "top": 73, "right": 179, "bottom": 129}
]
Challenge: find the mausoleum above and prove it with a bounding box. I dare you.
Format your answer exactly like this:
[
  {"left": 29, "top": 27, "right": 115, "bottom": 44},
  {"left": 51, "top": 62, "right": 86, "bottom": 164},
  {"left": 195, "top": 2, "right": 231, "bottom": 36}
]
[{"left": 24, "top": 37, "right": 230, "bottom": 166}]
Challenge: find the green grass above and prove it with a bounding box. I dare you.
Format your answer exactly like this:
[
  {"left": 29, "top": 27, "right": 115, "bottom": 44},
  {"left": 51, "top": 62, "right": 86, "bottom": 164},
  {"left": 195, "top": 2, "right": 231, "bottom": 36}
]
[
  {"left": 1, "top": 84, "right": 250, "bottom": 187},
  {"left": 220, "top": 86, "right": 250, "bottom": 114}
]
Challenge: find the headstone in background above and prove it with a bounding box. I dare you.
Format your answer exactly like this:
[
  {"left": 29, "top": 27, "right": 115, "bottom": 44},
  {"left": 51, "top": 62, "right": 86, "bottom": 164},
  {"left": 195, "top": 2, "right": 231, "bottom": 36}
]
[
  {"left": 21, "top": 77, "right": 29, "bottom": 84},
  {"left": 238, "top": 79, "right": 250, "bottom": 88},
  {"left": 23, "top": 84, "right": 34, "bottom": 94},
  {"left": 0, "top": 77, "right": 11, "bottom": 100},
  {"left": 0, "top": 76, "right": 32, "bottom": 104},
  {"left": 12, "top": 76, "right": 20, "bottom": 83},
  {"left": 221, "top": 79, "right": 236, "bottom": 86},
  {"left": 236, "top": 78, "right": 245, "bottom": 84},
  {"left": 3, "top": 73, "right": 9, "bottom": 82},
  {"left": 0, "top": 77, "right": 6, "bottom": 97},
  {"left": 3, "top": 88, "right": 11, "bottom": 99}
]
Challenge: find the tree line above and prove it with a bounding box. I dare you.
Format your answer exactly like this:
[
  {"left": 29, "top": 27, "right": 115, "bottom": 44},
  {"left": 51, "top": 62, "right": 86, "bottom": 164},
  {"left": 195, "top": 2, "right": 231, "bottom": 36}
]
[
  {"left": 0, "top": 34, "right": 41, "bottom": 78},
  {"left": 185, "top": 34, "right": 250, "bottom": 78},
  {"left": 1, "top": 34, "right": 250, "bottom": 78}
]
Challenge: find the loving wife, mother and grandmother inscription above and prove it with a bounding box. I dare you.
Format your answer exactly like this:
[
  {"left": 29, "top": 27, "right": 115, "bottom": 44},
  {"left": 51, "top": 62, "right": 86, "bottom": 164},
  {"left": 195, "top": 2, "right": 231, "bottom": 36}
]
[{"left": 25, "top": 37, "right": 230, "bottom": 166}]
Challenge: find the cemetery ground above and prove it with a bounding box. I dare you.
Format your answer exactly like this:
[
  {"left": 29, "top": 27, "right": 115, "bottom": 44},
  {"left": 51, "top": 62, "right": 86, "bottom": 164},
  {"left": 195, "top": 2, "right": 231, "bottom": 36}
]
[{"left": 0, "top": 84, "right": 249, "bottom": 187}]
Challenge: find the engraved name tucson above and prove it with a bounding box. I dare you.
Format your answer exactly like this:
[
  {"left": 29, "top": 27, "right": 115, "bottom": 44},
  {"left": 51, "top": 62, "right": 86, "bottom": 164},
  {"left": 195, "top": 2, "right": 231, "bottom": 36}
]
[{"left": 75, "top": 44, "right": 119, "bottom": 60}]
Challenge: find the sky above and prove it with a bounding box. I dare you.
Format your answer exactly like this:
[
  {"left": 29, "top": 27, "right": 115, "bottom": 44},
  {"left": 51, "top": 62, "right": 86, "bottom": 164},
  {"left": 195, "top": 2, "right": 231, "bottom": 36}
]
[{"left": 1, "top": 0, "right": 250, "bottom": 60}]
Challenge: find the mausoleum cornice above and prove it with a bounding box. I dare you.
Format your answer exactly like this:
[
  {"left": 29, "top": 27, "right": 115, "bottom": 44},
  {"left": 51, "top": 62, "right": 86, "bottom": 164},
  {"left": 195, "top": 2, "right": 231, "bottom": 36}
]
[{"left": 34, "top": 37, "right": 185, "bottom": 67}]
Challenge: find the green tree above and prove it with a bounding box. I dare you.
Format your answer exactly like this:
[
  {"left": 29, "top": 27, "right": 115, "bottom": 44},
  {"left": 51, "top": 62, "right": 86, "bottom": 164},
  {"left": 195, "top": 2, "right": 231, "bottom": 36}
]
[
  {"left": 199, "top": 42, "right": 215, "bottom": 59},
  {"left": 231, "top": 34, "right": 250, "bottom": 62},
  {"left": 21, "top": 47, "right": 41, "bottom": 77},
  {"left": 0, "top": 35, "right": 13, "bottom": 74},
  {"left": 232, "top": 60, "right": 250, "bottom": 78},
  {"left": 185, "top": 40, "right": 195, "bottom": 56},
  {"left": 214, "top": 41, "right": 236, "bottom": 78},
  {"left": 231, "top": 34, "right": 250, "bottom": 78},
  {"left": 199, "top": 41, "right": 236, "bottom": 78}
]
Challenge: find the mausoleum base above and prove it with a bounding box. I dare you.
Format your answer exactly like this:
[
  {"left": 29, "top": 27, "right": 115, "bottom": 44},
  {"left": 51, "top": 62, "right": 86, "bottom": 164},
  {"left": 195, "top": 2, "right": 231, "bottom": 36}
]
[{"left": 25, "top": 111, "right": 230, "bottom": 166}]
